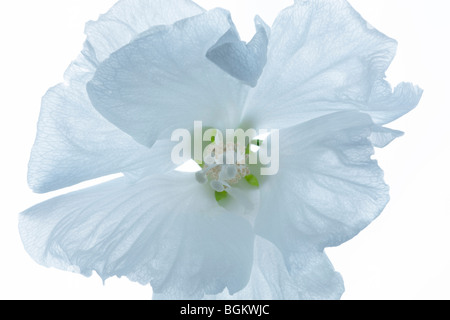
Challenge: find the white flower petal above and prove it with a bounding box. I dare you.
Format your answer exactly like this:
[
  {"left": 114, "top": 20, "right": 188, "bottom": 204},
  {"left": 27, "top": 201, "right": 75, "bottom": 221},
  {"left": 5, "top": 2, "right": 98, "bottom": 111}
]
[
  {"left": 87, "top": 9, "right": 248, "bottom": 149},
  {"left": 203, "top": 236, "right": 299, "bottom": 300},
  {"left": 256, "top": 111, "right": 390, "bottom": 252},
  {"left": 287, "top": 248, "right": 344, "bottom": 300},
  {"left": 28, "top": 72, "right": 156, "bottom": 193},
  {"left": 85, "top": 0, "right": 205, "bottom": 63},
  {"left": 366, "top": 81, "right": 423, "bottom": 125},
  {"left": 29, "top": 0, "right": 204, "bottom": 192},
  {"left": 122, "top": 139, "right": 180, "bottom": 182},
  {"left": 369, "top": 126, "right": 404, "bottom": 148},
  {"left": 204, "top": 238, "right": 343, "bottom": 300},
  {"left": 206, "top": 16, "right": 269, "bottom": 87},
  {"left": 20, "top": 173, "right": 254, "bottom": 298},
  {"left": 243, "top": 0, "right": 421, "bottom": 129}
]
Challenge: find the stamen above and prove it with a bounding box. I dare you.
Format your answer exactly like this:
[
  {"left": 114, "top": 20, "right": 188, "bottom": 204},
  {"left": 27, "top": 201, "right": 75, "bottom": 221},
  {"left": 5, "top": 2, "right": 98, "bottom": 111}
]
[
  {"left": 195, "top": 139, "right": 258, "bottom": 201},
  {"left": 226, "top": 165, "right": 238, "bottom": 178},
  {"left": 210, "top": 180, "right": 225, "bottom": 192},
  {"left": 219, "top": 165, "right": 237, "bottom": 181}
]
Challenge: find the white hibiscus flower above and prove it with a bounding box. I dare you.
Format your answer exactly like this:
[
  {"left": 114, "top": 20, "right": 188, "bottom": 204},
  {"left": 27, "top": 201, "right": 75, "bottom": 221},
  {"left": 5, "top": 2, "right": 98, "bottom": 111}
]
[{"left": 20, "top": 0, "right": 422, "bottom": 300}]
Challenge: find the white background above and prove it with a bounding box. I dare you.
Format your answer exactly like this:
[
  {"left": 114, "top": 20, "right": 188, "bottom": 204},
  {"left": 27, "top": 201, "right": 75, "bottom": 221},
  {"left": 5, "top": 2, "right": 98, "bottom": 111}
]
[{"left": 0, "top": 0, "right": 449, "bottom": 300}]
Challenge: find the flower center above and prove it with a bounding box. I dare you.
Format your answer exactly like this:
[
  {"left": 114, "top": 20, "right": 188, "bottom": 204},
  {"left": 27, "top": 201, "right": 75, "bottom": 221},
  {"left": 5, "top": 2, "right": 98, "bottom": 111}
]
[{"left": 195, "top": 142, "right": 251, "bottom": 193}]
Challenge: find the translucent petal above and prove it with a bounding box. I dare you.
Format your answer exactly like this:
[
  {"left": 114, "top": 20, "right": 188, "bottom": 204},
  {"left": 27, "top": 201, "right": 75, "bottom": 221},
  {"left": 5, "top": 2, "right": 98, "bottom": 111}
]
[
  {"left": 243, "top": 0, "right": 422, "bottom": 129},
  {"left": 366, "top": 81, "right": 423, "bottom": 125},
  {"left": 20, "top": 173, "right": 254, "bottom": 298},
  {"left": 87, "top": 9, "right": 248, "bottom": 148},
  {"left": 287, "top": 248, "right": 344, "bottom": 300},
  {"left": 204, "top": 238, "right": 343, "bottom": 300},
  {"left": 369, "top": 126, "right": 403, "bottom": 148},
  {"left": 255, "top": 111, "right": 390, "bottom": 252},
  {"left": 206, "top": 16, "right": 269, "bottom": 87},
  {"left": 122, "top": 139, "right": 181, "bottom": 182},
  {"left": 29, "top": 0, "right": 204, "bottom": 193},
  {"left": 84, "top": 0, "right": 204, "bottom": 63},
  {"left": 28, "top": 71, "right": 156, "bottom": 193},
  {"left": 203, "top": 237, "right": 299, "bottom": 300}
]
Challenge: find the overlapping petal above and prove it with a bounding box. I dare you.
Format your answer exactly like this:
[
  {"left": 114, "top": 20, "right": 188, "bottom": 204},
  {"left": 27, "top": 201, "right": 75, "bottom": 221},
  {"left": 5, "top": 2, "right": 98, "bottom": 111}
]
[
  {"left": 203, "top": 237, "right": 300, "bottom": 300},
  {"left": 20, "top": 173, "right": 254, "bottom": 298},
  {"left": 204, "top": 237, "right": 343, "bottom": 300},
  {"left": 256, "top": 111, "right": 390, "bottom": 254},
  {"left": 242, "top": 0, "right": 422, "bottom": 130},
  {"left": 206, "top": 16, "right": 269, "bottom": 87},
  {"left": 287, "top": 248, "right": 344, "bottom": 300},
  {"left": 87, "top": 9, "right": 248, "bottom": 149},
  {"left": 85, "top": 0, "right": 204, "bottom": 63},
  {"left": 28, "top": 0, "right": 204, "bottom": 192}
]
